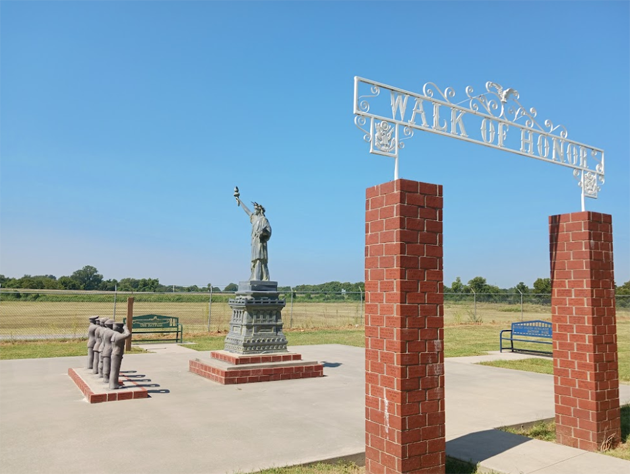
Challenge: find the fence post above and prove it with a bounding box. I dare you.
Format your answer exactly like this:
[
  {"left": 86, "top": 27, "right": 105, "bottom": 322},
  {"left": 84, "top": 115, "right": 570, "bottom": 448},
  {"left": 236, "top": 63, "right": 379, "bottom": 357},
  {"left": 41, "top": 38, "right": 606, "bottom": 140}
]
[
  {"left": 471, "top": 289, "right": 476, "bottom": 320},
  {"left": 207, "top": 284, "right": 213, "bottom": 332},
  {"left": 113, "top": 284, "right": 118, "bottom": 319},
  {"left": 289, "top": 287, "right": 294, "bottom": 329},
  {"left": 125, "top": 297, "right": 134, "bottom": 351},
  {"left": 359, "top": 287, "right": 363, "bottom": 325},
  {"left": 517, "top": 288, "right": 523, "bottom": 321}
]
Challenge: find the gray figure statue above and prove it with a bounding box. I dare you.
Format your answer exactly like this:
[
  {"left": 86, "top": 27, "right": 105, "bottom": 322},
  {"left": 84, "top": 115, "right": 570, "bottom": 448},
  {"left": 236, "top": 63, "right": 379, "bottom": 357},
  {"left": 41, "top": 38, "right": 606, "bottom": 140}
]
[
  {"left": 234, "top": 186, "right": 272, "bottom": 281},
  {"left": 92, "top": 318, "right": 105, "bottom": 374},
  {"left": 100, "top": 319, "right": 116, "bottom": 382},
  {"left": 109, "top": 323, "right": 132, "bottom": 390},
  {"left": 87, "top": 316, "right": 99, "bottom": 369},
  {"left": 98, "top": 318, "right": 108, "bottom": 376}
]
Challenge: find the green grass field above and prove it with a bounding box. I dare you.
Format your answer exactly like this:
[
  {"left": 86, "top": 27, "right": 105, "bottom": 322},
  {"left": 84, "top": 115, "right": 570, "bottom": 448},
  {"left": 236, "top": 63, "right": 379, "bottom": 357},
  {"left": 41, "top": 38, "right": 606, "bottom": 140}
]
[
  {"left": 250, "top": 456, "right": 478, "bottom": 474},
  {"left": 480, "top": 358, "right": 554, "bottom": 375},
  {"left": 501, "top": 404, "right": 630, "bottom": 460},
  {"left": 479, "top": 319, "right": 629, "bottom": 383},
  {"left": 0, "top": 299, "right": 366, "bottom": 337},
  {"left": 0, "top": 340, "right": 147, "bottom": 359},
  {"left": 0, "top": 297, "right": 583, "bottom": 338},
  {"left": 0, "top": 297, "right": 628, "bottom": 383},
  {"left": 5, "top": 320, "right": 626, "bottom": 383}
]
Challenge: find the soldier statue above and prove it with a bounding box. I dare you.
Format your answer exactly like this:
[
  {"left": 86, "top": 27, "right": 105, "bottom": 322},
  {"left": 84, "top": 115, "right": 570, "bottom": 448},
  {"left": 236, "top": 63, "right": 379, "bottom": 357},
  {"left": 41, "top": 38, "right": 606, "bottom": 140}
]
[
  {"left": 99, "top": 319, "right": 116, "bottom": 382},
  {"left": 87, "top": 316, "right": 99, "bottom": 369},
  {"left": 109, "top": 323, "right": 132, "bottom": 390},
  {"left": 92, "top": 318, "right": 105, "bottom": 375}
]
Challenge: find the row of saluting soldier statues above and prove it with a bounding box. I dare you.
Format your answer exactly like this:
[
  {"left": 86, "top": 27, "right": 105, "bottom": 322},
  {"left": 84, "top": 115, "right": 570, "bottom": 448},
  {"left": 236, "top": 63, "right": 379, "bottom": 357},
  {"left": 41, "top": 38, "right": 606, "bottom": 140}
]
[{"left": 87, "top": 316, "right": 131, "bottom": 390}]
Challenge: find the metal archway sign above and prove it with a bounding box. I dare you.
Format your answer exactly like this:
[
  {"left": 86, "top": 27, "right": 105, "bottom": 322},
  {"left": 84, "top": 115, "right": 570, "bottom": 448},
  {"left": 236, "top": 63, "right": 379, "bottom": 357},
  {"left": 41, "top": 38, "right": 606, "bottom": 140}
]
[{"left": 353, "top": 77, "right": 604, "bottom": 211}]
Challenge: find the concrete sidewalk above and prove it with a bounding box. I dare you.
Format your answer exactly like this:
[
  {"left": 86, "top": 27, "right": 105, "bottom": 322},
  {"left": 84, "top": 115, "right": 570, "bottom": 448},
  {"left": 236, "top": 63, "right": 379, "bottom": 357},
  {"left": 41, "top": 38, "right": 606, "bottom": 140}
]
[
  {"left": 445, "top": 355, "right": 630, "bottom": 474},
  {"left": 0, "top": 344, "right": 628, "bottom": 474}
]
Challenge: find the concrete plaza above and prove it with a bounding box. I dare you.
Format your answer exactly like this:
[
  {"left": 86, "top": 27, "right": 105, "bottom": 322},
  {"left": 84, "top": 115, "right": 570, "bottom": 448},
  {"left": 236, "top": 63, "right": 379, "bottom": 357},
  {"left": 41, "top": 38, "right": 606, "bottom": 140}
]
[{"left": 0, "top": 344, "right": 628, "bottom": 474}]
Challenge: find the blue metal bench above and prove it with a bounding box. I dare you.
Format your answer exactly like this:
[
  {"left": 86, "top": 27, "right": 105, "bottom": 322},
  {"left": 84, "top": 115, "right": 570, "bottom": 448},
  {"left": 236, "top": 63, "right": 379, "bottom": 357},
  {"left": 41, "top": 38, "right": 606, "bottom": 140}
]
[{"left": 500, "top": 320, "right": 552, "bottom": 355}]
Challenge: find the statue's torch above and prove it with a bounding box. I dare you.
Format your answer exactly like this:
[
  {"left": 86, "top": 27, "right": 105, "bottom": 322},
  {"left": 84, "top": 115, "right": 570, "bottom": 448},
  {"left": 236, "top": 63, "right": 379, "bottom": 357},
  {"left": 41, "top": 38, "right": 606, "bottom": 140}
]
[{"left": 234, "top": 186, "right": 240, "bottom": 206}]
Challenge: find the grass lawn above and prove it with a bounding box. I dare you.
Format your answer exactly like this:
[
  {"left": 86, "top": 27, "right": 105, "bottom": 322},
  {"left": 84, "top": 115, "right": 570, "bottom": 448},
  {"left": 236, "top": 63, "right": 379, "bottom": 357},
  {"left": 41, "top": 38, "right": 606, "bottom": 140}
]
[
  {"left": 1, "top": 320, "right": 627, "bottom": 383},
  {"left": 253, "top": 461, "right": 362, "bottom": 474},
  {"left": 251, "top": 457, "right": 478, "bottom": 474},
  {"left": 0, "top": 324, "right": 498, "bottom": 359},
  {"left": 479, "top": 358, "right": 554, "bottom": 375},
  {"left": 0, "top": 339, "right": 146, "bottom": 359},
  {"left": 479, "top": 320, "right": 629, "bottom": 383},
  {"left": 182, "top": 328, "right": 366, "bottom": 352},
  {"left": 181, "top": 325, "right": 502, "bottom": 358},
  {"left": 501, "top": 404, "right": 630, "bottom": 461}
]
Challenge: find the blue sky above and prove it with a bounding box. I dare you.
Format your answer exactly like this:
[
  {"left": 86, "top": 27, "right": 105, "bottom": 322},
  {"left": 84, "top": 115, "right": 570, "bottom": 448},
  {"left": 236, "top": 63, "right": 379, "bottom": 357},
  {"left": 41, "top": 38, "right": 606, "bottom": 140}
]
[{"left": 1, "top": 1, "right": 628, "bottom": 289}]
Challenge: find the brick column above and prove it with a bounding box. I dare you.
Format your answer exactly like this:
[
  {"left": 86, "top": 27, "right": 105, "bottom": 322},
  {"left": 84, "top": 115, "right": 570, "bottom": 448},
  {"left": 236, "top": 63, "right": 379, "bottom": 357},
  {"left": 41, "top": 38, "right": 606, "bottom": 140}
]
[
  {"left": 365, "top": 179, "right": 445, "bottom": 474},
  {"left": 549, "top": 211, "right": 620, "bottom": 451}
]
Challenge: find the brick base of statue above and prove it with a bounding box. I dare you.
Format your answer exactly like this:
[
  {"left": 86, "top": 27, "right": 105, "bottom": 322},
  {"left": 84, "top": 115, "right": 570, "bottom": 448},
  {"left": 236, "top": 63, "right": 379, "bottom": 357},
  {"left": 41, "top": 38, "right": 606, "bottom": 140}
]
[
  {"left": 68, "top": 368, "right": 148, "bottom": 403},
  {"left": 190, "top": 351, "right": 323, "bottom": 385}
]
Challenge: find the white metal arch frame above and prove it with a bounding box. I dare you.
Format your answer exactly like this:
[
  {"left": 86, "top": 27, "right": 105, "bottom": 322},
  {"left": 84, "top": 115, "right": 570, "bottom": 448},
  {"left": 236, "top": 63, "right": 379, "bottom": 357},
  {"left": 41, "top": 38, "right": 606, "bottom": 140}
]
[{"left": 353, "top": 77, "right": 604, "bottom": 211}]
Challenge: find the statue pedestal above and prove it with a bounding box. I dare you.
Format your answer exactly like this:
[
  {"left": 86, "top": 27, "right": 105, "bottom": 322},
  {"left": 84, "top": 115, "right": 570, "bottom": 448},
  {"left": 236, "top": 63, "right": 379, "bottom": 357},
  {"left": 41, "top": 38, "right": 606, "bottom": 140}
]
[
  {"left": 190, "top": 280, "right": 324, "bottom": 385},
  {"left": 188, "top": 280, "right": 324, "bottom": 385},
  {"left": 223, "top": 280, "right": 288, "bottom": 355}
]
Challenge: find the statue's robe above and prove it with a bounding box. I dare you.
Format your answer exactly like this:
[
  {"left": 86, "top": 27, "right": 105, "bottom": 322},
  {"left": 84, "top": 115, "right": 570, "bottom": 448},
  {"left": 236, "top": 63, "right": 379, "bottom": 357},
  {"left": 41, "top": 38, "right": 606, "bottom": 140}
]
[
  {"left": 250, "top": 214, "right": 271, "bottom": 280},
  {"left": 250, "top": 214, "right": 271, "bottom": 262}
]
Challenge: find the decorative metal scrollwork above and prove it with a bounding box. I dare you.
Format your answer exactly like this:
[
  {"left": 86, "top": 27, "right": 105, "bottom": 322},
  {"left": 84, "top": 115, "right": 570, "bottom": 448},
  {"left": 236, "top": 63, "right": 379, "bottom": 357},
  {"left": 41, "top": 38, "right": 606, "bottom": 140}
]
[
  {"left": 354, "top": 115, "right": 370, "bottom": 143},
  {"left": 357, "top": 85, "right": 380, "bottom": 113},
  {"left": 353, "top": 76, "right": 605, "bottom": 209},
  {"left": 399, "top": 125, "right": 414, "bottom": 150}
]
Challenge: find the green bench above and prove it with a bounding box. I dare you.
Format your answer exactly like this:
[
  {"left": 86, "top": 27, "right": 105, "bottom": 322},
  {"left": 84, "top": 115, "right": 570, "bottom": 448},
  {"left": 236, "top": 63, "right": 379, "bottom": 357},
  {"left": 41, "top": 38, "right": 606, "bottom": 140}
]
[{"left": 123, "top": 314, "right": 183, "bottom": 343}]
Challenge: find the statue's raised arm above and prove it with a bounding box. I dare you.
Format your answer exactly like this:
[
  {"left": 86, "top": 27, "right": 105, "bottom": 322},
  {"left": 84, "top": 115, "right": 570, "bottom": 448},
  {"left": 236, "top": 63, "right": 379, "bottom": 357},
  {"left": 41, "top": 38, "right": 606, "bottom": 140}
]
[{"left": 235, "top": 186, "right": 253, "bottom": 217}]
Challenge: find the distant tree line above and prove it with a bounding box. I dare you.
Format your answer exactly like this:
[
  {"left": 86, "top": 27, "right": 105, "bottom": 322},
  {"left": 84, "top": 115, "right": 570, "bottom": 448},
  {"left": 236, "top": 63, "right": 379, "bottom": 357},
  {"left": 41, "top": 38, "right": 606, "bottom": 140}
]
[
  {"left": 446, "top": 276, "right": 630, "bottom": 296},
  {"left": 0, "top": 266, "right": 221, "bottom": 293},
  {"left": 444, "top": 276, "right": 552, "bottom": 295},
  {"left": 1, "top": 267, "right": 629, "bottom": 299},
  {"left": 278, "top": 281, "right": 366, "bottom": 301}
]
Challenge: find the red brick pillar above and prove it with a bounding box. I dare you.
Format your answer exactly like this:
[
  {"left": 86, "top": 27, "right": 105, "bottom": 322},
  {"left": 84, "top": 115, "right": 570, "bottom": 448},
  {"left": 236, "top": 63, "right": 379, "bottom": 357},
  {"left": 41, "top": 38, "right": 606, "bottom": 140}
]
[
  {"left": 365, "top": 179, "right": 445, "bottom": 474},
  {"left": 549, "top": 211, "right": 620, "bottom": 451}
]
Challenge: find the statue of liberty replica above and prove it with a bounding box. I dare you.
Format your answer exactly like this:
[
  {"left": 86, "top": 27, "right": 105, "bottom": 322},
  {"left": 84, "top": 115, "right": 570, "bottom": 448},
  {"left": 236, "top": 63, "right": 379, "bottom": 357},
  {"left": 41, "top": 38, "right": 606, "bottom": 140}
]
[
  {"left": 223, "top": 187, "right": 288, "bottom": 354},
  {"left": 234, "top": 187, "right": 272, "bottom": 281}
]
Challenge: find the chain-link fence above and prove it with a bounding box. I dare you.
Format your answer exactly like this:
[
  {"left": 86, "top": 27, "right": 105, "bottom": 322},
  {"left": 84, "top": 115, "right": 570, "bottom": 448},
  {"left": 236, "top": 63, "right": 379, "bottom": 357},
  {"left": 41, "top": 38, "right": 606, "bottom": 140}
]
[
  {"left": 0, "top": 288, "right": 628, "bottom": 341},
  {"left": 0, "top": 289, "right": 365, "bottom": 340},
  {"left": 445, "top": 293, "right": 630, "bottom": 325},
  {"left": 443, "top": 293, "right": 551, "bottom": 325}
]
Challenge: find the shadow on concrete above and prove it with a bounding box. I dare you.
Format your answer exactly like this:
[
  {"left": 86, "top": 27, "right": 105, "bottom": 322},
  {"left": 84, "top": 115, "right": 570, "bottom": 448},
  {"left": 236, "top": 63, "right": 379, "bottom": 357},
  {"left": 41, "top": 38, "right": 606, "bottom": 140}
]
[
  {"left": 322, "top": 362, "right": 342, "bottom": 368},
  {"left": 446, "top": 429, "right": 531, "bottom": 464},
  {"left": 119, "top": 371, "right": 170, "bottom": 395},
  {"left": 116, "top": 373, "right": 169, "bottom": 394},
  {"left": 444, "top": 456, "right": 477, "bottom": 474}
]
